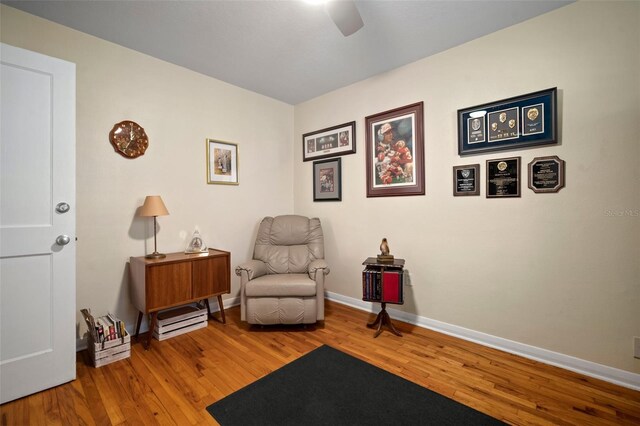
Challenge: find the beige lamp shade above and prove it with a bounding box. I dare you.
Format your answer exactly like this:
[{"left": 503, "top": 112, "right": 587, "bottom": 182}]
[{"left": 139, "top": 195, "right": 169, "bottom": 217}]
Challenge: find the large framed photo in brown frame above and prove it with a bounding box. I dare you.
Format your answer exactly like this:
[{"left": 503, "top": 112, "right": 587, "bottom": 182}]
[{"left": 365, "top": 102, "right": 425, "bottom": 197}]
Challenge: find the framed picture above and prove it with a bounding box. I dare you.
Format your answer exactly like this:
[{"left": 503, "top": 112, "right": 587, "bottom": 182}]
[
  {"left": 365, "top": 102, "right": 425, "bottom": 197},
  {"left": 453, "top": 164, "right": 480, "bottom": 196},
  {"left": 207, "top": 139, "right": 238, "bottom": 185},
  {"left": 486, "top": 157, "right": 521, "bottom": 198},
  {"left": 313, "top": 158, "right": 341, "bottom": 201},
  {"left": 458, "top": 88, "right": 557, "bottom": 155},
  {"left": 528, "top": 155, "right": 565, "bottom": 193},
  {"left": 303, "top": 121, "right": 356, "bottom": 162}
]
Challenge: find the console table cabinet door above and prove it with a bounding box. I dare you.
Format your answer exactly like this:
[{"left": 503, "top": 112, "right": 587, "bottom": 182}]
[
  {"left": 146, "top": 262, "right": 192, "bottom": 311},
  {"left": 193, "top": 256, "right": 230, "bottom": 299}
]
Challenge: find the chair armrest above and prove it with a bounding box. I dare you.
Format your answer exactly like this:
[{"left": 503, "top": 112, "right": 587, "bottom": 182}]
[
  {"left": 308, "top": 259, "right": 330, "bottom": 279},
  {"left": 235, "top": 260, "right": 268, "bottom": 281}
]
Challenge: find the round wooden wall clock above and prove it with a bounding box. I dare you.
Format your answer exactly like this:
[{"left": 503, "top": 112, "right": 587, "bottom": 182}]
[{"left": 109, "top": 120, "right": 149, "bottom": 158}]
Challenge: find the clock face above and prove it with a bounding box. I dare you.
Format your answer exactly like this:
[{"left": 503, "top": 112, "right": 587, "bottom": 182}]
[{"left": 109, "top": 120, "right": 148, "bottom": 158}]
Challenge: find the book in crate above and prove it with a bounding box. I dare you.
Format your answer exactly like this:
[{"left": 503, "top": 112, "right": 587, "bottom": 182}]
[
  {"left": 153, "top": 305, "right": 208, "bottom": 341},
  {"left": 81, "top": 309, "right": 130, "bottom": 368}
]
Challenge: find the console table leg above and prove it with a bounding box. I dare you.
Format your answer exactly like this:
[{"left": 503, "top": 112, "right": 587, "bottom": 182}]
[
  {"left": 145, "top": 313, "right": 157, "bottom": 351},
  {"left": 134, "top": 312, "right": 143, "bottom": 340},
  {"left": 217, "top": 295, "right": 226, "bottom": 324},
  {"left": 203, "top": 297, "right": 226, "bottom": 324},
  {"left": 203, "top": 298, "right": 212, "bottom": 317}
]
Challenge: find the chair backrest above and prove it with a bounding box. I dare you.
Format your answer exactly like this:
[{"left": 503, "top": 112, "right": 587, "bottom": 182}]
[{"left": 253, "top": 215, "right": 324, "bottom": 274}]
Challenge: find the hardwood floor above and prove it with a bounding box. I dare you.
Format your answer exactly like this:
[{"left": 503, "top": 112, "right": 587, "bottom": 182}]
[{"left": 1, "top": 300, "right": 639, "bottom": 425}]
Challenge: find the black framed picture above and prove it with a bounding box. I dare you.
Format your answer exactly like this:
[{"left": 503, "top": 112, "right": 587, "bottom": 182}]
[
  {"left": 313, "top": 158, "right": 341, "bottom": 201},
  {"left": 303, "top": 121, "right": 356, "bottom": 162},
  {"left": 458, "top": 88, "right": 557, "bottom": 156}
]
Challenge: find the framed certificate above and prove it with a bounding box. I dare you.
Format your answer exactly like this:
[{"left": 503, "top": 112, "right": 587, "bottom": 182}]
[{"left": 458, "top": 88, "right": 557, "bottom": 156}]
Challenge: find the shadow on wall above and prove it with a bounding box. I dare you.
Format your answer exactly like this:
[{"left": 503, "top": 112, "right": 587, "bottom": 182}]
[
  {"left": 128, "top": 204, "right": 157, "bottom": 255},
  {"left": 77, "top": 262, "right": 136, "bottom": 340}
]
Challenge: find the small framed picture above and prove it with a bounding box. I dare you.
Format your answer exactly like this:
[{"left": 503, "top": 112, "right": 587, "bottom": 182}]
[
  {"left": 313, "top": 158, "right": 341, "bottom": 202},
  {"left": 303, "top": 121, "right": 356, "bottom": 162},
  {"left": 207, "top": 139, "right": 238, "bottom": 185},
  {"left": 453, "top": 164, "right": 480, "bottom": 196},
  {"left": 365, "top": 102, "right": 425, "bottom": 197}
]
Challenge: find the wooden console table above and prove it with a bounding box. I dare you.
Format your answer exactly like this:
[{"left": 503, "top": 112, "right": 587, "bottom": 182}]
[
  {"left": 362, "top": 257, "right": 405, "bottom": 338},
  {"left": 130, "top": 248, "right": 230, "bottom": 349}
]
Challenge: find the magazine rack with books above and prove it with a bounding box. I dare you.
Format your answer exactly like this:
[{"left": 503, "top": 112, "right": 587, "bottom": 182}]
[{"left": 362, "top": 257, "right": 405, "bottom": 338}]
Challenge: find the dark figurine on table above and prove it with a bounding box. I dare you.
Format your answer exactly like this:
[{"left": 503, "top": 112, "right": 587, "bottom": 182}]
[
  {"left": 377, "top": 238, "right": 394, "bottom": 261},
  {"left": 380, "top": 238, "right": 389, "bottom": 255}
]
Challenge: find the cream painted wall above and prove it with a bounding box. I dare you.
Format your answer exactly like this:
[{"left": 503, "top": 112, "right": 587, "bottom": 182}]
[
  {"left": 294, "top": 1, "right": 640, "bottom": 373},
  {"left": 1, "top": 6, "right": 294, "bottom": 338},
  {"left": 2, "top": 1, "right": 638, "bottom": 376}
]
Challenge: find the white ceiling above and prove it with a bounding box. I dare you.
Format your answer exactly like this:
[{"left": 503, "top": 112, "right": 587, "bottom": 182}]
[{"left": 3, "top": 0, "right": 572, "bottom": 105}]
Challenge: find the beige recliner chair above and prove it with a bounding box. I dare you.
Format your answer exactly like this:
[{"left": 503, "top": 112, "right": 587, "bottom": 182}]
[{"left": 235, "top": 215, "right": 330, "bottom": 325}]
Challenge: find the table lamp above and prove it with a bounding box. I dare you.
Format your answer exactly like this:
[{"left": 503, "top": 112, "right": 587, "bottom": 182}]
[{"left": 139, "top": 195, "right": 169, "bottom": 259}]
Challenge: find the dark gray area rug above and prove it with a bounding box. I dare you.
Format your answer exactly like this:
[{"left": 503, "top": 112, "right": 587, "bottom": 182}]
[{"left": 207, "top": 345, "right": 506, "bottom": 425}]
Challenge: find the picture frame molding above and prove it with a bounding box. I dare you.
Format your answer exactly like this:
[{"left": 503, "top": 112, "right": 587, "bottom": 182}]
[
  {"left": 365, "top": 102, "right": 425, "bottom": 198},
  {"left": 458, "top": 88, "right": 557, "bottom": 156},
  {"left": 302, "top": 121, "right": 356, "bottom": 162},
  {"left": 206, "top": 138, "right": 239, "bottom": 185},
  {"left": 313, "top": 157, "right": 342, "bottom": 202}
]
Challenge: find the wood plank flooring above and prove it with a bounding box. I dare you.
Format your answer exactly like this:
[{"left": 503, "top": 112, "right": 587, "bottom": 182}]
[{"left": 1, "top": 300, "right": 639, "bottom": 425}]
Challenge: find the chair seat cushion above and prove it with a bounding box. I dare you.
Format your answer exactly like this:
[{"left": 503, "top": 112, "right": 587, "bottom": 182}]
[{"left": 245, "top": 274, "right": 316, "bottom": 297}]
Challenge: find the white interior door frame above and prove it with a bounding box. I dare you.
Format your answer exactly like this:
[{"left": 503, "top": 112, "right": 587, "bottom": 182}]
[{"left": 0, "top": 42, "right": 76, "bottom": 404}]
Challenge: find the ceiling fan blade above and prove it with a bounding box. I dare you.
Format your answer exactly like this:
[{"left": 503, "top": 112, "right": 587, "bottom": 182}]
[{"left": 326, "top": 1, "right": 364, "bottom": 37}]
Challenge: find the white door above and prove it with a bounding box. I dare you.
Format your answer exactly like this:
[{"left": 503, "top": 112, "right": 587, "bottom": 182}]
[{"left": 0, "top": 43, "right": 76, "bottom": 404}]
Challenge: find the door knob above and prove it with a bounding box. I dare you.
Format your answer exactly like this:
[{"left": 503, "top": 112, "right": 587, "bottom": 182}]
[
  {"left": 56, "top": 235, "right": 71, "bottom": 246},
  {"left": 56, "top": 202, "right": 70, "bottom": 213}
]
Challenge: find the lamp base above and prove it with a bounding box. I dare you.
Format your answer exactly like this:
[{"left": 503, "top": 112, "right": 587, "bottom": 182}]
[{"left": 145, "top": 252, "right": 166, "bottom": 259}]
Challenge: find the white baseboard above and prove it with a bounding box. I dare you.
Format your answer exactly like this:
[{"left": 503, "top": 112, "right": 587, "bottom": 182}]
[{"left": 325, "top": 291, "right": 640, "bottom": 391}]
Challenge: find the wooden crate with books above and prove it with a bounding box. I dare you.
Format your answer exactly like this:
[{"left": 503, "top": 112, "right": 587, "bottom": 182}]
[
  {"left": 153, "top": 305, "right": 208, "bottom": 341},
  {"left": 81, "top": 309, "right": 131, "bottom": 368}
]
